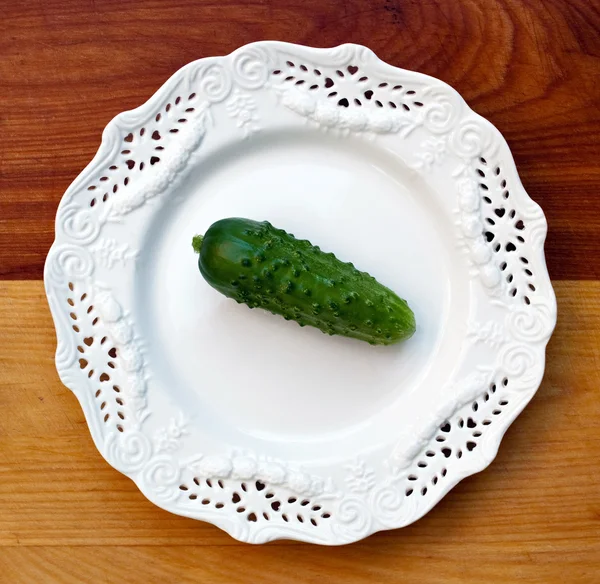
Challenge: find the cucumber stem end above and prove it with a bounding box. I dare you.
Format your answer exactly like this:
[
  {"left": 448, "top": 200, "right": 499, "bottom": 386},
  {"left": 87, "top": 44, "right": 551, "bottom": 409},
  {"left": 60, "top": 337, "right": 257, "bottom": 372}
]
[{"left": 192, "top": 235, "right": 204, "bottom": 254}]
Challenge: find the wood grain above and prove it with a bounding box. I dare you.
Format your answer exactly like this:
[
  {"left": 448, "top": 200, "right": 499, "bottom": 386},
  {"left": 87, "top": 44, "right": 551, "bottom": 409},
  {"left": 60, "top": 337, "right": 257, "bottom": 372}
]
[
  {"left": 2, "top": 1, "right": 600, "bottom": 581},
  {"left": 1, "top": 0, "right": 600, "bottom": 279},
  {"left": 1, "top": 542, "right": 599, "bottom": 584},
  {"left": 1, "top": 281, "right": 599, "bottom": 583}
]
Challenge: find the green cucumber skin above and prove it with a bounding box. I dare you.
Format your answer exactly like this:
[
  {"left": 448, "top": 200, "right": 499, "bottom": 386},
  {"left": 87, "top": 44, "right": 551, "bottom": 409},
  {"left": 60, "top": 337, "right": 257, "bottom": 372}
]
[{"left": 195, "top": 218, "right": 415, "bottom": 345}]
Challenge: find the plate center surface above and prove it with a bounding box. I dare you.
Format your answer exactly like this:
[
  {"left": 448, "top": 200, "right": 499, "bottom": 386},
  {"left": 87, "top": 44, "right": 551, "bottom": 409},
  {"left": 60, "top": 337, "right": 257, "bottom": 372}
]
[{"left": 136, "top": 130, "right": 467, "bottom": 458}]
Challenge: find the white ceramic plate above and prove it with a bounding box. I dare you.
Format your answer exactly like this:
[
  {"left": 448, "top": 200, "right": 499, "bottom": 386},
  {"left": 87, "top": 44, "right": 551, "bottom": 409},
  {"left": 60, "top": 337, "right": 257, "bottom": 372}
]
[{"left": 45, "top": 42, "right": 557, "bottom": 545}]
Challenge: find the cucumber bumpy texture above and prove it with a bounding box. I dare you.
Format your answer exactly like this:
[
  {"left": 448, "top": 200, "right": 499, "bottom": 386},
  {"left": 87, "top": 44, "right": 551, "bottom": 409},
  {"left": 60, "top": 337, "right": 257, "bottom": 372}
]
[{"left": 192, "top": 218, "right": 416, "bottom": 345}]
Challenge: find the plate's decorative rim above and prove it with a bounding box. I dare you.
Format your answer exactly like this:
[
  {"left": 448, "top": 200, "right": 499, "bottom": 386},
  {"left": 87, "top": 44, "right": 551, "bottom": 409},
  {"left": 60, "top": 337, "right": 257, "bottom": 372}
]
[{"left": 44, "top": 41, "right": 557, "bottom": 545}]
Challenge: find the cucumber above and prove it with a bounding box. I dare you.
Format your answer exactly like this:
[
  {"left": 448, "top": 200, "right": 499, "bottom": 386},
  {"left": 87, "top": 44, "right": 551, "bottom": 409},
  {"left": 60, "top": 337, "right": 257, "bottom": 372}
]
[{"left": 192, "top": 218, "right": 415, "bottom": 345}]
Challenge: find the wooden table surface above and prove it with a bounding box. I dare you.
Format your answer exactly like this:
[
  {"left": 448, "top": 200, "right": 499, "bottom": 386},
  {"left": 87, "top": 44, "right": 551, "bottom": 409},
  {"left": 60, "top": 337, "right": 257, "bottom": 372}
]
[{"left": 1, "top": 1, "right": 599, "bottom": 582}]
